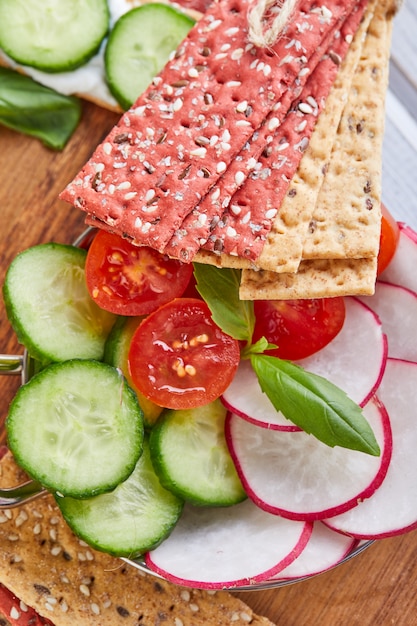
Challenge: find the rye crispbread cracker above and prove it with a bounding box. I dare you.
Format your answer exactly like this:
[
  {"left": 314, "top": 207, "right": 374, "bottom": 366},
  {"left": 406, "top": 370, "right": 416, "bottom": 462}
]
[
  {"left": 299, "top": 3, "right": 391, "bottom": 263},
  {"left": 239, "top": 257, "right": 378, "bottom": 300},
  {"left": 163, "top": 0, "right": 369, "bottom": 263},
  {"left": 194, "top": 0, "right": 377, "bottom": 274},
  {"left": 239, "top": 3, "right": 393, "bottom": 300},
  {"left": 196, "top": 1, "right": 374, "bottom": 264},
  {"left": 86, "top": 0, "right": 374, "bottom": 273},
  {"left": 61, "top": 0, "right": 366, "bottom": 253},
  {"left": 0, "top": 451, "right": 273, "bottom": 626}
]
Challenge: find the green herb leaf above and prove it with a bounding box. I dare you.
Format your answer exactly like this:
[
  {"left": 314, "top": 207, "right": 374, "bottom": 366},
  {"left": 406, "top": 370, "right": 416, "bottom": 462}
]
[
  {"left": 0, "top": 67, "right": 82, "bottom": 150},
  {"left": 241, "top": 336, "right": 277, "bottom": 358},
  {"left": 193, "top": 263, "right": 255, "bottom": 342},
  {"left": 250, "top": 354, "right": 381, "bottom": 456}
]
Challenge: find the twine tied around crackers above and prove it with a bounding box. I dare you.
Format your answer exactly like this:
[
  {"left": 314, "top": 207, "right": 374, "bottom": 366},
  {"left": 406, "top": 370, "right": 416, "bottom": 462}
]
[
  {"left": 248, "top": 0, "right": 403, "bottom": 47},
  {"left": 247, "top": 0, "right": 298, "bottom": 47}
]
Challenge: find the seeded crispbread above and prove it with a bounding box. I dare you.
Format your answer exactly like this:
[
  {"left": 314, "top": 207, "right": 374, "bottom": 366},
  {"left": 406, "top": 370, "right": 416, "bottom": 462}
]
[
  {"left": 162, "top": 1, "right": 365, "bottom": 262},
  {"left": 193, "top": 0, "right": 377, "bottom": 273},
  {"left": 245, "top": 0, "right": 380, "bottom": 274},
  {"left": 240, "top": 7, "right": 392, "bottom": 300},
  {"left": 239, "top": 257, "right": 378, "bottom": 299},
  {"left": 83, "top": 0, "right": 371, "bottom": 268},
  {"left": 299, "top": 7, "right": 390, "bottom": 263},
  {"left": 239, "top": 4, "right": 393, "bottom": 300},
  {"left": 60, "top": 0, "right": 367, "bottom": 253},
  {"left": 194, "top": 0, "right": 371, "bottom": 264},
  {"left": 0, "top": 449, "right": 273, "bottom": 626}
]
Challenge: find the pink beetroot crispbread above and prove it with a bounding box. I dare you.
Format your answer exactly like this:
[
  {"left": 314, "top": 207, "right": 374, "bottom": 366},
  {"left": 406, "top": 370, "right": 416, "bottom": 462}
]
[
  {"left": 164, "top": 0, "right": 369, "bottom": 262},
  {"left": 162, "top": 5, "right": 343, "bottom": 261},
  {"left": 61, "top": 0, "right": 365, "bottom": 254},
  {"left": 0, "top": 584, "right": 53, "bottom": 626},
  {"left": 201, "top": 0, "right": 370, "bottom": 261}
]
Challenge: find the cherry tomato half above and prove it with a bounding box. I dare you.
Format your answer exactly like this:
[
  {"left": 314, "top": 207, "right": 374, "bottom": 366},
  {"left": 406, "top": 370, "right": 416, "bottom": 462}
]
[
  {"left": 85, "top": 230, "right": 194, "bottom": 316},
  {"left": 252, "top": 297, "right": 346, "bottom": 361},
  {"left": 377, "top": 203, "right": 400, "bottom": 275},
  {"left": 128, "top": 298, "right": 240, "bottom": 409}
]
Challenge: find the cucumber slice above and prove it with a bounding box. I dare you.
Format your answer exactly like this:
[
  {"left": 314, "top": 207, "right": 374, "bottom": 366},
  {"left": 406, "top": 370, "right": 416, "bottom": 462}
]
[
  {"left": 0, "top": 0, "right": 109, "bottom": 73},
  {"left": 149, "top": 400, "right": 247, "bottom": 507},
  {"left": 56, "top": 438, "right": 183, "bottom": 557},
  {"left": 105, "top": 4, "right": 195, "bottom": 110},
  {"left": 104, "top": 316, "right": 163, "bottom": 428},
  {"left": 6, "top": 359, "right": 144, "bottom": 498},
  {"left": 3, "top": 243, "right": 116, "bottom": 364}
]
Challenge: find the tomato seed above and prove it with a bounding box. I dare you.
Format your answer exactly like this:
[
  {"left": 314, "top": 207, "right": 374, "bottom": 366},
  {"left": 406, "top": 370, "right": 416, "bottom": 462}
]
[{"left": 189, "top": 334, "right": 209, "bottom": 347}]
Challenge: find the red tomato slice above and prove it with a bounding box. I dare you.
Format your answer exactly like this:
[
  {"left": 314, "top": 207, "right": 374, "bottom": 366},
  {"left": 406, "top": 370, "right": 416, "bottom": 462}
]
[
  {"left": 128, "top": 298, "right": 240, "bottom": 409},
  {"left": 377, "top": 203, "right": 400, "bottom": 275},
  {"left": 85, "top": 230, "right": 194, "bottom": 315},
  {"left": 252, "top": 297, "right": 346, "bottom": 361}
]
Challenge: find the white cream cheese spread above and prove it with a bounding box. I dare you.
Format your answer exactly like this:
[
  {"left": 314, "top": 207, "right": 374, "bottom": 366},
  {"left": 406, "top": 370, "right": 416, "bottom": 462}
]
[{"left": 0, "top": 1, "right": 150, "bottom": 109}]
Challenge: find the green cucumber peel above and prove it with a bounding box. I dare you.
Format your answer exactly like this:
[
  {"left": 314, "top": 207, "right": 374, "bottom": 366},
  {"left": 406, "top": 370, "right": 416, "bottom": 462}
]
[
  {"left": 193, "top": 263, "right": 380, "bottom": 456},
  {"left": 0, "top": 68, "right": 81, "bottom": 150}
]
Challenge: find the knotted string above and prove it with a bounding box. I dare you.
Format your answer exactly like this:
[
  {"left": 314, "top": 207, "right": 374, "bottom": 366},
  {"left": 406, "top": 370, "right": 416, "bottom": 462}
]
[{"left": 247, "top": 0, "right": 298, "bottom": 47}]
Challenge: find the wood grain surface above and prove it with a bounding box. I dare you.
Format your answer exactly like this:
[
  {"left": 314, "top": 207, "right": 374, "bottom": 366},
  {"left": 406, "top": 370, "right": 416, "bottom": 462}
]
[{"left": 1, "top": 96, "right": 417, "bottom": 626}]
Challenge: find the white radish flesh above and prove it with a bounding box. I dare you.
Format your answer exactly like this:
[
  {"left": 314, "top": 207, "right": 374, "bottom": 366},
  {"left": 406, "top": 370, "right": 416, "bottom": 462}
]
[
  {"left": 297, "top": 297, "right": 387, "bottom": 407},
  {"left": 379, "top": 223, "right": 417, "bottom": 293},
  {"left": 145, "top": 499, "right": 312, "bottom": 589},
  {"left": 226, "top": 398, "right": 392, "bottom": 521},
  {"left": 324, "top": 359, "right": 417, "bottom": 538},
  {"left": 222, "top": 359, "right": 299, "bottom": 431},
  {"left": 358, "top": 281, "right": 417, "bottom": 362},
  {"left": 269, "top": 521, "right": 358, "bottom": 581},
  {"left": 222, "top": 297, "right": 387, "bottom": 431}
]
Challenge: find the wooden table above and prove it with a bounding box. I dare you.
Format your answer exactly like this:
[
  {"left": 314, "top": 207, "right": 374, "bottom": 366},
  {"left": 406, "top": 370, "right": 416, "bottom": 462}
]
[{"left": 1, "top": 2, "right": 417, "bottom": 624}]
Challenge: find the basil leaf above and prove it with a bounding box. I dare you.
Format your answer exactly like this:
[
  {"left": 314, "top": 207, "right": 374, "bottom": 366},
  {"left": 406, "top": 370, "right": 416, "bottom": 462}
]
[
  {"left": 241, "top": 336, "right": 277, "bottom": 358},
  {"left": 0, "top": 67, "right": 81, "bottom": 150},
  {"left": 193, "top": 263, "right": 255, "bottom": 342},
  {"left": 250, "top": 354, "right": 380, "bottom": 456}
]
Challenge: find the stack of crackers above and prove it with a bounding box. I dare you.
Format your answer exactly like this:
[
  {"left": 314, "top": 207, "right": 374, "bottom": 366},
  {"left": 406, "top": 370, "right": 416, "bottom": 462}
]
[{"left": 60, "top": 0, "right": 400, "bottom": 301}]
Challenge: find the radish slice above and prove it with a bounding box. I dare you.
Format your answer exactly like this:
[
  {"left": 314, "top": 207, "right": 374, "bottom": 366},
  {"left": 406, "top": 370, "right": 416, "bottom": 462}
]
[
  {"left": 222, "top": 359, "right": 300, "bottom": 431},
  {"left": 297, "top": 298, "right": 387, "bottom": 407},
  {"left": 324, "top": 359, "right": 417, "bottom": 538},
  {"left": 145, "top": 499, "right": 312, "bottom": 589},
  {"left": 379, "top": 223, "right": 417, "bottom": 293},
  {"left": 268, "top": 521, "right": 358, "bottom": 581},
  {"left": 222, "top": 298, "right": 387, "bottom": 431},
  {"left": 226, "top": 398, "right": 392, "bottom": 521},
  {"left": 358, "top": 281, "right": 417, "bottom": 362}
]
